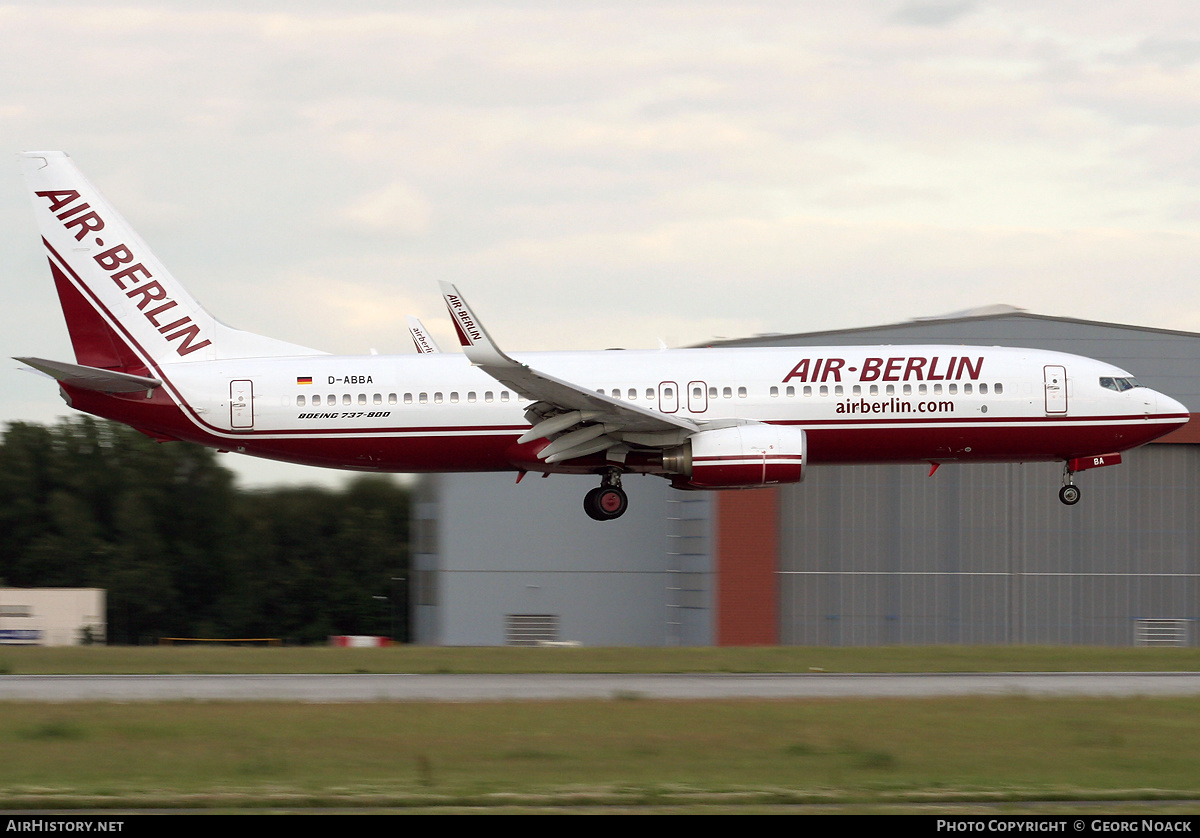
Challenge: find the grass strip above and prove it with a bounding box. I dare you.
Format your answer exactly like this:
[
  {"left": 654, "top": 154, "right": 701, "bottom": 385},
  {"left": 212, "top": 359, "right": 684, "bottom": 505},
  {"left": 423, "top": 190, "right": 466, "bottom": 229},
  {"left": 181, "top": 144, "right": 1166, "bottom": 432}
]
[
  {"left": 1, "top": 645, "right": 1198, "bottom": 675},
  {"left": 1, "top": 696, "right": 1198, "bottom": 809}
]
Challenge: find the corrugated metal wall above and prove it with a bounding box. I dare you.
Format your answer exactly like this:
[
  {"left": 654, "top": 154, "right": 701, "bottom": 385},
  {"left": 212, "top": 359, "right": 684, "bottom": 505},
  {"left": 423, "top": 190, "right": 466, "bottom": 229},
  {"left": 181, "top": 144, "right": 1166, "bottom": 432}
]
[
  {"left": 412, "top": 473, "right": 715, "bottom": 646},
  {"left": 779, "top": 444, "right": 1200, "bottom": 646}
]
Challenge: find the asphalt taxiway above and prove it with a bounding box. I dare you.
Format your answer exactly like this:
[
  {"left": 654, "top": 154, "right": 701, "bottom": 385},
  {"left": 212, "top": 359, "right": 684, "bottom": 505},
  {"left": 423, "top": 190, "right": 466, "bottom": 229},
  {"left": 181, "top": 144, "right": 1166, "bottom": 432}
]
[{"left": 2, "top": 672, "right": 1200, "bottom": 702}]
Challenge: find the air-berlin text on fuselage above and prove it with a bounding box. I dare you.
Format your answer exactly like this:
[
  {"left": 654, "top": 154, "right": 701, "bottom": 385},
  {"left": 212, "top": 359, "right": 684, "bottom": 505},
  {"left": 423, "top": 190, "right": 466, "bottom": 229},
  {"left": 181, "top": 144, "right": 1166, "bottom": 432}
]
[
  {"left": 782, "top": 356, "right": 984, "bottom": 384},
  {"left": 35, "top": 189, "right": 212, "bottom": 357}
]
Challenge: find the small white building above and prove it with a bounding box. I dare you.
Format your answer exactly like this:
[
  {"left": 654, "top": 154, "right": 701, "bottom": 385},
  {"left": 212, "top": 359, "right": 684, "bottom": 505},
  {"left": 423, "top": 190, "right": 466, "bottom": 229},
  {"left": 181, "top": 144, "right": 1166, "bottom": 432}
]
[{"left": 0, "top": 589, "right": 106, "bottom": 646}]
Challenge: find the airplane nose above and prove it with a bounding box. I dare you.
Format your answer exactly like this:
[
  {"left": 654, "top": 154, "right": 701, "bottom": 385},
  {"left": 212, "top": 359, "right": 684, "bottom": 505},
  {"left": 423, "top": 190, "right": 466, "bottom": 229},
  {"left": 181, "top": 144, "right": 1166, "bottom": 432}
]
[{"left": 1156, "top": 391, "right": 1189, "bottom": 418}]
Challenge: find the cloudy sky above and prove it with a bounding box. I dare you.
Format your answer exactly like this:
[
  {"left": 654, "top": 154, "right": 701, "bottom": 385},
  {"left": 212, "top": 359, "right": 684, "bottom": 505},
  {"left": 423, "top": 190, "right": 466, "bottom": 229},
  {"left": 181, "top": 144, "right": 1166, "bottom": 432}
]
[{"left": 4, "top": 1, "right": 1200, "bottom": 487}]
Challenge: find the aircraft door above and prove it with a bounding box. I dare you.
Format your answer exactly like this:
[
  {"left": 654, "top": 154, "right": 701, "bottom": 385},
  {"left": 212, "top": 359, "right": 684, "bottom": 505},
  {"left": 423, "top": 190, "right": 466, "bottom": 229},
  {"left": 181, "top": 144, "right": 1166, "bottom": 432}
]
[
  {"left": 658, "top": 381, "right": 679, "bottom": 414},
  {"left": 1043, "top": 365, "right": 1067, "bottom": 414},
  {"left": 230, "top": 379, "right": 254, "bottom": 429},
  {"left": 687, "top": 380, "right": 708, "bottom": 413}
]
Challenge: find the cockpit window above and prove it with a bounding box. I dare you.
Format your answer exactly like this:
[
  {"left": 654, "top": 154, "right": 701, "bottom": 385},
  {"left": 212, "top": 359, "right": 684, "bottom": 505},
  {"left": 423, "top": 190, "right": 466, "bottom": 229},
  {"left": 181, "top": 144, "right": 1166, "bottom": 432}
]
[{"left": 1100, "top": 376, "right": 1141, "bottom": 392}]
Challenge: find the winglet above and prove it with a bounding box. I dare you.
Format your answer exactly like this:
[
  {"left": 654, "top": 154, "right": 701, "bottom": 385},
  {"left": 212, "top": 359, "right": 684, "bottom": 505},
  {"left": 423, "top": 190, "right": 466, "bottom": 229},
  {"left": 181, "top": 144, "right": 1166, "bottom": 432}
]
[
  {"left": 439, "top": 282, "right": 513, "bottom": 367},
  {"left": 406, "top": 316, "right": 442, "bottom": 354}
]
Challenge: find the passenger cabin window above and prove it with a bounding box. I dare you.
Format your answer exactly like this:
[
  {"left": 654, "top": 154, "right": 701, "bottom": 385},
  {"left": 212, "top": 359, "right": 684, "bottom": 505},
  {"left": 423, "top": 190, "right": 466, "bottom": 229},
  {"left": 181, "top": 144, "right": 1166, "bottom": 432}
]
[{"left": 297, "top": 395, "right": 306, "bottom": 407}]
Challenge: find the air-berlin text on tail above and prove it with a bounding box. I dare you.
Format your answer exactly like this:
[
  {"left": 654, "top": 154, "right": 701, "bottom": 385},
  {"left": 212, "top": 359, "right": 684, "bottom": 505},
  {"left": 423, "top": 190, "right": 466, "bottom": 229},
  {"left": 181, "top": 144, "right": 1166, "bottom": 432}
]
[
  {"left": 783, "top": 356, "right": 984, "bottom": 384},
  {"left": 35, "top": 189, "right": 212, "bottom": 357}
]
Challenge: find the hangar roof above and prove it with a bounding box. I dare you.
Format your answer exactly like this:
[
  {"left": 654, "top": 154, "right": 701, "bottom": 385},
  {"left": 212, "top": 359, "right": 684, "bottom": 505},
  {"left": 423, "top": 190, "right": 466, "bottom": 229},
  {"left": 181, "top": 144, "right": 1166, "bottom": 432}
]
[{"left": 710, "top": 306, "right": 1200, "bottom": 428}]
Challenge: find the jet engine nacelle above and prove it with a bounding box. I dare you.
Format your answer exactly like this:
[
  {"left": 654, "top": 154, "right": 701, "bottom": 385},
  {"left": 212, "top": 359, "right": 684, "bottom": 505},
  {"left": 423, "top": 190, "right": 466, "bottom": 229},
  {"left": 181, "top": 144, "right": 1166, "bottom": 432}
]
[{"left": 664, "top": 425, "right": 807, "bottom": 489}]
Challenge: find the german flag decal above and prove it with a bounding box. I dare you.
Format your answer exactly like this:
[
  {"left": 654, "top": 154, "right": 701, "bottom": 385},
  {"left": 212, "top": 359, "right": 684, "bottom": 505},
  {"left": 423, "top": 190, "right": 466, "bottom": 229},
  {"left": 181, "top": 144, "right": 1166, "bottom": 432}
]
[{"left": 297, "top": 376, "right": 312, "bottom": 385}]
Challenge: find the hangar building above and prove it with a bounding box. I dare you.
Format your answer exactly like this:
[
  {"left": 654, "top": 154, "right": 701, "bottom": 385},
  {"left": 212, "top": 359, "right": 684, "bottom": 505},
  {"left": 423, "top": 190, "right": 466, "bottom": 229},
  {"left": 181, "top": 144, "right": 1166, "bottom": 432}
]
[{"left": 412, "top": 307, "right": 1200, "bottom": 648}]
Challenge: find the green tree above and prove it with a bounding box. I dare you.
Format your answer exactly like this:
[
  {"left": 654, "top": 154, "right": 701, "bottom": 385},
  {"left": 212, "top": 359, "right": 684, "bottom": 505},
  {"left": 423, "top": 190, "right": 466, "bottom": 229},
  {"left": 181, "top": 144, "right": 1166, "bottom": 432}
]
[{"left": 0, "top": 419, "right": 410, "bottom": 644}]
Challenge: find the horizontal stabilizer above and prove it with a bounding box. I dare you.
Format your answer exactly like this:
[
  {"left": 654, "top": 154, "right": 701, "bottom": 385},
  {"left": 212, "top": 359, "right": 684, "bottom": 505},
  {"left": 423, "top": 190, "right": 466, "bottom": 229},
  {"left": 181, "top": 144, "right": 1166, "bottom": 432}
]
[{"left": 15, "top": 357, "right": 162, "bottom": 393}]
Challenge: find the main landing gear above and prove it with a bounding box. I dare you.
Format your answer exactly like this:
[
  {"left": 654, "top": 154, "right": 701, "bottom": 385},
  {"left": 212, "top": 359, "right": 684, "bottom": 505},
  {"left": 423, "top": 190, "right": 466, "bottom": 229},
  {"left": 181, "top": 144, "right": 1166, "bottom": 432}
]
[
  {"left": 1059, "top": 463, "right": 1081, "bottom": 506},
  {"left": 584, "top": 471, "right": 628, "bottom": 521}
]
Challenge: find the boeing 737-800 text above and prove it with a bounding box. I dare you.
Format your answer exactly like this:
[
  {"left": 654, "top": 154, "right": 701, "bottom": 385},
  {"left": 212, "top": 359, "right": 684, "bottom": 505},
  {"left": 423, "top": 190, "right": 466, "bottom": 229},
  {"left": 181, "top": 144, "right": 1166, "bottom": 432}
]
[{"left": 15, "top": 152, "right": 1190, "bottom": 519}]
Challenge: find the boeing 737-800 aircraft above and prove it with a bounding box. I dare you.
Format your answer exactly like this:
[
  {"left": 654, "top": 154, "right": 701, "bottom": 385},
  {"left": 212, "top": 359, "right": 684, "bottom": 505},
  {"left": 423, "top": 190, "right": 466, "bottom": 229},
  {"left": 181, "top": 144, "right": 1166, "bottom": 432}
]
[{"left": 15, "top": 151, "right": 1190, "bottom": 520}]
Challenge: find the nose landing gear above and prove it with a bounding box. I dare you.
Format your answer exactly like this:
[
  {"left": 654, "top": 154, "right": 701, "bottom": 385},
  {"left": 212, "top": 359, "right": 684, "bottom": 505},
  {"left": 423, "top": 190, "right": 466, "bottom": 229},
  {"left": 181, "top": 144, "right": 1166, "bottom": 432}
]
[
  {"left": 584, "top": 471, "right": 628, "bottom": 521},
  {"left": 1059, "top": 463, "right": 1080, "bottom": 505}
]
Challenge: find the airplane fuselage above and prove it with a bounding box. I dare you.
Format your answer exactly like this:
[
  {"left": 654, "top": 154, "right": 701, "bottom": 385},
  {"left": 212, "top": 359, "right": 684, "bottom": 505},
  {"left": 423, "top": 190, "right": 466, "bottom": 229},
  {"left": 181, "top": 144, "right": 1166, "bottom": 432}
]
[{"left": 62, "top": 344, "right": 1185, "bottom": 476}]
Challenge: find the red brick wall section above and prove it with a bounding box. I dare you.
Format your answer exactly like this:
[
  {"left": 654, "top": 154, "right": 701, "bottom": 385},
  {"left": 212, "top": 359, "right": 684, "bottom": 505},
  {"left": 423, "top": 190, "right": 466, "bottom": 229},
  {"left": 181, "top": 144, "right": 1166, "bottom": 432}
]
[{"left": 715, "top": 488, "right": 779, "bottom": 646}]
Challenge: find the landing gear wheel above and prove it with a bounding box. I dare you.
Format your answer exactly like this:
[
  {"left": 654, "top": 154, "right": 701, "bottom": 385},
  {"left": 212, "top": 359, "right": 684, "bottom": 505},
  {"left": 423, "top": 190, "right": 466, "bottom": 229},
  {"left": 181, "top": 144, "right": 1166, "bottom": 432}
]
[
  {"left": 583, "top": 487, "right": 605, "bottom": 520},
  {"left": 1059, "top": 484, "right": 1081, "bottom": 505},
  {"left": 583, "top": 485, "right": 628, "bottom": 521},
  {"left": 597, "top": 486, "right": 627, "bottom": 518}
]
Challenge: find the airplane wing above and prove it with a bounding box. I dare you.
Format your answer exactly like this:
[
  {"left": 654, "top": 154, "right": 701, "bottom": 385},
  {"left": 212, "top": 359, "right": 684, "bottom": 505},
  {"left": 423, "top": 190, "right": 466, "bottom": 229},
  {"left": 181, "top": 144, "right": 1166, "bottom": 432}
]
[
  {"left": 406, "top": 316, "right": 442, "bottom": 354},
  {"left": 439, "top": 283, "right": 698, "bottom": 464},
  {"left": 15, "top": 357, "right": 162, "bottom": 393}
]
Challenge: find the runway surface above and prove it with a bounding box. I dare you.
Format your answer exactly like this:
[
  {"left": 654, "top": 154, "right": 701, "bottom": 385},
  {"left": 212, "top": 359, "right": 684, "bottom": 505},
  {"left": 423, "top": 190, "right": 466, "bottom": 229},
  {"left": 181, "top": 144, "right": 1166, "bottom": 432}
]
[{"left": 2, "top": 672, "right": 1200, "bottom": 701}]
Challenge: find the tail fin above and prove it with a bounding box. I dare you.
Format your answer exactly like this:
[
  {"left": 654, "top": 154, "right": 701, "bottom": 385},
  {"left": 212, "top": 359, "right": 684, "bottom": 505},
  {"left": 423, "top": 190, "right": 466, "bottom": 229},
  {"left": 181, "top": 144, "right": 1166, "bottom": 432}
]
[{"left": 19, "top": 151, "right": 323, "bottom": 369}]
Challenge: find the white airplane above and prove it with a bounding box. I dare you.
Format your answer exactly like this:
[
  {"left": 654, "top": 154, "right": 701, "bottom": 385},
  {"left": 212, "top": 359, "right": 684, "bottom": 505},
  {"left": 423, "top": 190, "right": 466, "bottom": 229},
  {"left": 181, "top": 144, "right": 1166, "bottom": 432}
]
[{"left": 15, "top": 151, "right": 1190, "bottom": 520}]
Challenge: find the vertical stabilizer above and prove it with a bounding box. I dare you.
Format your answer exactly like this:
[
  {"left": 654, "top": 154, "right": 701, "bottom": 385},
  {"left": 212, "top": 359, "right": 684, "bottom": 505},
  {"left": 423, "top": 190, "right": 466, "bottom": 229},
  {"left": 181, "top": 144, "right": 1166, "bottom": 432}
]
[{"left": 19, "top": 151, "right": 323, "bottom": 367}]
